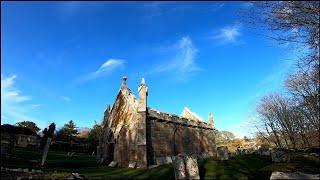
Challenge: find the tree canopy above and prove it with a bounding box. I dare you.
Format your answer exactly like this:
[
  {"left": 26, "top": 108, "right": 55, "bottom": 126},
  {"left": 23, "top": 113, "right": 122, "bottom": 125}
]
[
  {"left": 56, "top": 120, "right": 79, "bottom": 141},
  {"left": 16, "top": 121, "right": 40, "bottom": 133}
]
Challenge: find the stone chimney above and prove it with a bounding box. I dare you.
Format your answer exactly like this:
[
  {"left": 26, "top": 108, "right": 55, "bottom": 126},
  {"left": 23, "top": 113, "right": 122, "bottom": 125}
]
[
  {"left": 138, "top": 78, "right": 148, "bottom": 112},
  {"left": 209, "top": 112, "right": 214, "bottom": 128},
  {"left": 121, "top": 76, "right": 127, "bottom": 89}
]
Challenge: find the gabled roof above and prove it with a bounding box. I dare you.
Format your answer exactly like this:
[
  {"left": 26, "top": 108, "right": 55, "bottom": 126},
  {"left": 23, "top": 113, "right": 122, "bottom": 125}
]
[
  {"left": 148, "top": 108, "right": 213, "bottom": 130},
  {"left": 180, "top": 107, "right": 205, "bottom": 122},
  {"left": 103, "top": 77, "right": 214, "bottom": 130}
]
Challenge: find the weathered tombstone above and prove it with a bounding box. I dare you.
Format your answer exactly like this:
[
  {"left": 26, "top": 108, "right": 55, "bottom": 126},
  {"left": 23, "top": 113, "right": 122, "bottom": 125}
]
[
  {"left": 173, "top": 155, "right": 187, "bottom": 179},
  {"left": 217, "top": 147, "right": 229, "bottom": 160},
  {"left": 271, "top": 150, "right": 291, "bottom": 163},
  {"left": 184, "top": 156, "right": 200, "bottom": 179},
  {"left": 128, "top": 162, "right": 137, "bottom": 168},
  {"left": 262, "top": 150, "right": 271, "bottom": 156},
  {"left": 270, "top": 171, "right": 319, "bottom": 180},
  {"left": 41, "top": 137, "right": 52, "bottom": 166},
  {"left": 97, "top": 158, "right": 104, "bottom": 164},
  {"left": 70, "top": 172, "right": 87, "bottom": 180},
  {"left": 156, "top": 156, "right": 173, "bottom": 165},
  {"left": 108, "top": 161, "right": 117, "bottom": 167},
  {"left": 172, "top": 154, "right": 200, "bottom": 180}
]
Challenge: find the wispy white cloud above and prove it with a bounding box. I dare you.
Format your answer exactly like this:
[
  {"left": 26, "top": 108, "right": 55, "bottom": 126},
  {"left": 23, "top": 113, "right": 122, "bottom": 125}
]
[
  {"left": 150, "top": 36, "right": 202, "bottom": 81},
  {"left": 212, "top": 24, "right": 243, "bottom": 45},
  {"left": 58, "top": 2, "right": 104, "bottom": 20},
  {"left": 1, "top": 74, "right": 44, "bottom": 127},
  {"left": 60, "top": 96, "right": 71, "bottom": 102},
  {"left": 257, "top": 58, "right": 295, "bottom": 90},
  {"left": 142, "top": 2, "right": 224, "bottom": 23},
  {"left": 79, "top": 59, "right": 125, "bottom": 83}
]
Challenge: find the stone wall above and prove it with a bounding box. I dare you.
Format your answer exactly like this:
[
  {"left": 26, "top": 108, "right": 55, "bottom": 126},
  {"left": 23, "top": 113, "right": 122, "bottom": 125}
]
[
  {"left": 98, "top": 77, "right": 216, "bottom": 168},
  {"left": 147, "top": 118, "right": 216, "bottom": 165},
  {"left": 98, "top": 86, "right": 148, "bottom": 168}
]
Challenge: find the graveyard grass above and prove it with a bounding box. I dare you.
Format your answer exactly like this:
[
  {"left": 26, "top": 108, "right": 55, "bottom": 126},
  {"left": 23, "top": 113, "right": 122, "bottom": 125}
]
[{"left": 2, "top": 147, "right": 319, "bottom": 179}]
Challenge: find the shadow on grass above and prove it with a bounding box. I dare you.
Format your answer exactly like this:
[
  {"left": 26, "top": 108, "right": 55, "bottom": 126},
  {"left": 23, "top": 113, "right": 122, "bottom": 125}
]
[{"left": 198, "top": 155, "right": 272, "bottom": 180}]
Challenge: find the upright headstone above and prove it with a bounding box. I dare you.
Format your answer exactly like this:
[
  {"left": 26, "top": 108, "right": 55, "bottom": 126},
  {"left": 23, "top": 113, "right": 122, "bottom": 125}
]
[
  {"left": 184, "top": 156, "right": 200, "bottom": 179},
  {"left": 217, "top": 146, "right": 229, "bottom": 160},
  {"left": 108, "top": 161, "right": 117, "bottom": 167},
  {"left": 41, "top": 137, "right": 52, "bottom": 166},
  {"left": 173, "top": 155, "right": 187, "bottom": 179},
  {"left": 271, "top": 150, "right": 290, "bottom": 162},
  {"left": 172, "top": 155, "right": 200, "bottom": 180}
]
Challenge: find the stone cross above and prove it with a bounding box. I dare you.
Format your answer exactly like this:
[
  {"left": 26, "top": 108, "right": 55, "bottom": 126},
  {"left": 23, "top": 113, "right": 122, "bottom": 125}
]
[
  {"left": 41, "top": 137, "right": 52, "bottom": 166},
  {"left": 121, "top": 76, "right": 127, "bottom": 89}
]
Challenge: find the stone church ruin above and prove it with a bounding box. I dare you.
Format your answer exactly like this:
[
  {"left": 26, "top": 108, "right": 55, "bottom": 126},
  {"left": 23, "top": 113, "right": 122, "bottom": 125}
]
[{"left": 97, "top": 77, "right": 216, "bottom": 168}]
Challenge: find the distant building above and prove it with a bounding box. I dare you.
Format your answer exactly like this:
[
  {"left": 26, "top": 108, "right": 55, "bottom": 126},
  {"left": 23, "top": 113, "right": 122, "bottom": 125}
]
[
  {"left": 97, "top": 77, "right": 216, "bottom": 168},
  {"left": 1, "top": 124, "right": 40, "bottom": 148}
]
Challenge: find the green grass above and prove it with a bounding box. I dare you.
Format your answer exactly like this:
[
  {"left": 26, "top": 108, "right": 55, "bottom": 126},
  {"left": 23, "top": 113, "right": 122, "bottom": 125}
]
[
  {"left": 261, "top": 153, "right": 320, "bottom": 174},
  {"left": 2, "top": 147, "right": 97, "bottom": 169},
  {"left": 2, "top": 147, "right": 319, "bottom": 179},
  {"left": 198, "top": 155, "right": 272, "bottom": 180}
]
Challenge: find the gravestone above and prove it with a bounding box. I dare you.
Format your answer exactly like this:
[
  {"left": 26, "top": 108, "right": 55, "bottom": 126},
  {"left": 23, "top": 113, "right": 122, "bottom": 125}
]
[
  {"left": 217, "top": 146, "right": 229, "bottom": 160},
  {"left": 270, "top": 171, "right": 319, "bottom": 179},
  {"left": 128, "top": 162, "right": 137, "bottom": 168},
  {"left": 271, "top": 150, "right": 290, "bottom": 163},
  {"left": 41, "top": 137, "right": 52, "bottom": 166},
  {"left": 156, "top": 156, "right": 173, "bottom": 165},
  {"left": 184, "top": 156, "right": 200, "bottom": 179},
  {"left": 172, "top": 155, "right": 200, "bottom": 180},
  {"left": 70, "top": 172, "right": 88, "bottom": 180},
  {"left": 108, "top": 161, "right": 117, "bottom": 167},
  {"left": 173, "top": 155, "right": 187, "bottom": 179}
]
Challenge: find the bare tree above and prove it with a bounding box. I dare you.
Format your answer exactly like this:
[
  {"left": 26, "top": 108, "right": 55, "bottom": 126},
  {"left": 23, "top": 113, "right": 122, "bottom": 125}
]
[
  {"left": 243, "top": 1, "right": 319, "bottom": 66},
  {"left": 244, "top": 1, "right": 320, "bottom": 148},
  {"left": 257, "top": 93, "right": 309, "bottom": 148}
]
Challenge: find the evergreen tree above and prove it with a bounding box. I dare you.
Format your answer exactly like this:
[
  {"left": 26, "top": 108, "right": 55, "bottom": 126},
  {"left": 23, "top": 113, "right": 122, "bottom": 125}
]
[{"left": 59, "top": 120, "right": 79, "bottom": 141}]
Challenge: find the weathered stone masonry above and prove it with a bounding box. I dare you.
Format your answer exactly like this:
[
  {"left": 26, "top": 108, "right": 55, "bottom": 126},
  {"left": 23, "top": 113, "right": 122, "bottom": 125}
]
[{"left": 97, "top": 77, "right": 216, "bottom": 168}]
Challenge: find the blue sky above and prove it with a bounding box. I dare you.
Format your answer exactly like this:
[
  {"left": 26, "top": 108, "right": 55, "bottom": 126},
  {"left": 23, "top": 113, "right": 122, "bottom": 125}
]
[{"left": 1, "top": 2, "right": 296, "bottom": 138}]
